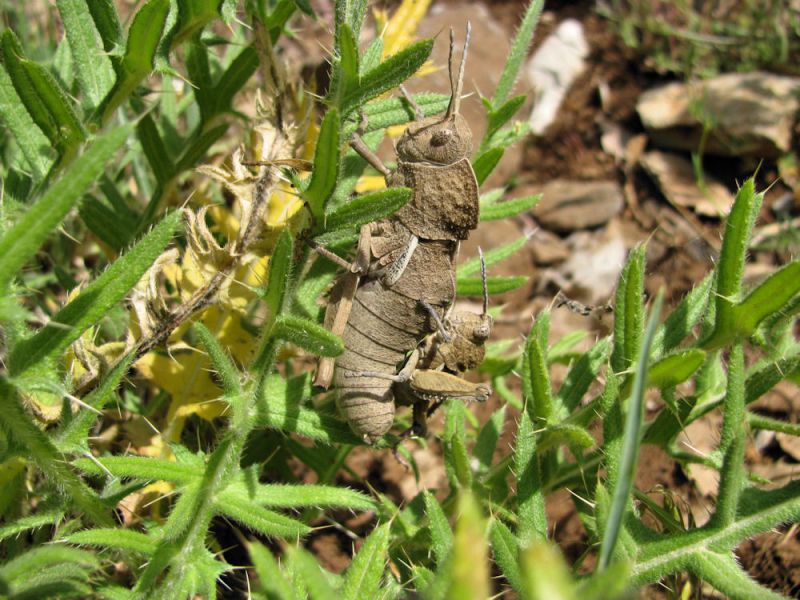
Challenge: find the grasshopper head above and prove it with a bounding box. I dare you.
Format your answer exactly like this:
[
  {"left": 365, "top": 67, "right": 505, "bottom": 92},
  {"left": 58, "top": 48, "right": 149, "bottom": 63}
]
[{"left": 396, "top": 114, "right": 472, "bottom": 165}]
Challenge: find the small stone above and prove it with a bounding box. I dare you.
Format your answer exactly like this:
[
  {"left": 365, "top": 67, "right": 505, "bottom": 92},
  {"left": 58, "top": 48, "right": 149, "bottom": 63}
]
[
  {"left": 637, "top": 72, "right": 800, "bottom": 158},
  {"left": 533, "top": 179, "right": 624, "bottom": 232},
  {"left": 530, "top": 228, "right": 570, "bottom": 265},
  {"left": 640, "top": 151, "right": 734, "bottom": 217},
  {"left": 526, "top": 19, "right": 589, "bottom": 136}
]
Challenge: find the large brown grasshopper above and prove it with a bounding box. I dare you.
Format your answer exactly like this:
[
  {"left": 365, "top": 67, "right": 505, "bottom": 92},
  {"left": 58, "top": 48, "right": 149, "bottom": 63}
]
[{"left": 312, "top": 26, "right": 486, "bottom": 443}]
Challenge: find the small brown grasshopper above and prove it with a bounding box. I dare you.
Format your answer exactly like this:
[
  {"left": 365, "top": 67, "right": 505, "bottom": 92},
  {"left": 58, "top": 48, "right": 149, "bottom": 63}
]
[
  {"left": 312, "top": 26, "right": 480, "bottom": 443},
  {"left": 393, "top": 254, "right": 494, "bottom": 438}
]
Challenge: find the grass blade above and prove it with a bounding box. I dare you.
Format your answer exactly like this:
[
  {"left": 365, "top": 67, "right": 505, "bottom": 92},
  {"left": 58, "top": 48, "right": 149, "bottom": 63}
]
[{"left": 598, "top": 291, "right": 663, "bottom": 571}]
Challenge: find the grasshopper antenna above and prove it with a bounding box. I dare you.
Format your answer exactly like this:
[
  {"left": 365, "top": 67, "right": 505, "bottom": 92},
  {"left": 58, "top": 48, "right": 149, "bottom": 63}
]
[
  {"left": 445, "top": 22, "right": 471, "bottom": 119},
  {"left": 479, "top": 247, "right": 489, "bottom": 316}
]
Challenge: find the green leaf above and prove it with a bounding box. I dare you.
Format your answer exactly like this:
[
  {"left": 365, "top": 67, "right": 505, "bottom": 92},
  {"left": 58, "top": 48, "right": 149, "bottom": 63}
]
[
  {"left": 264, "top": 229, "right": 294, "bottom": 319},
  {"left": 645, "top": 349, "right": 706, "bottom": 390},
  {"left": 98, "top": 0, "right": 170, "bottom": 121},
  {"left": 340, "top": 39, "right": 434, "bottom": 116},
  {"left": 211, "top": 44, "right": 259, "bottom": 116},
  {"left": 337, "top": 24, "right": 360, "bottom": 104},
  {"left": 221, "top": 481, "right": 374, "bottom": 511},
  {"left": 651, "top": 272, "right": 713, "bottom": 359},
  {"left": 523, "top": 313, "right": 553, "bottom": 422},
  {"left": 480, "top": 193, "right": 540, "bottom": 221},
  {"left": 214, "top": 496, "right": 311, "bottom": 539},
  {"left": 481, "top": 94, "right": 526, "bottom": 151},
  {"left": 0, "top": 62, "right": 52, "bottom": 180},
  {"left": 473, "top": 406, "right": 506, "bottom": 471},
  {"left": 472, "top": 148, "right": 504, "bottom": 186},
  {"left": 703, "top": 178, "right": 764, "bottom": 349},
  {"left": 1, "top": 30, "right": 86, "bottom": 157},
  {"left": 85, "top": 0, "right": 123, "bottom": 52},
  {"left": 171, "top": 0, "right": 224, "bottom": 46},
  {"left": 249, "top": 542, "right": 298, "bottom": 600},
  {"left": 343, "top": 93, "right": 449, "bottom": 137},
  {"left": 305, "top": 109, "right": 341, "bottom": 221},
  {"left": 57, "top": 0, "right": 115, "bottom": 110},
  {"left": 137, "top": 112, "right": 174, "bottom": 184},
  {"left": 598, "top": 292, "right": 663, "bottom": 571},
  {"left": 273, "top": 315, "right": 344, "bottom": 357},
  {"left": 489, "top": 519, "right": 522, "bottom": 592},
  {"left": 175, "top": 123, "right": 229, "bottom": 173},
  {"left": 556, "top": 337, "right": 611, "bottom": 412},
  {"left": 9, "top": 210, "right": 182, "bottom": 378},
  {"left": 519, "top": 540, "right": 576, "bottom": 600},
  {"left": 493, "top": 0, "right": 544, "bottom": 108},
  {"left": 610, "top": 245, "right": 646, "bottom": 373},
  {"left": 458, "top": 236, "right": 528, "bottom": 277},
  {"left": 443, "top": 493, "right": 489, "bottom": 600},
  {"left": 732, "top": 260, "right": 800, "bottom": 338},
  {"left": 360, "top": 38, "right": 383, "bottom": 75},
  {"left": 423, "top": 491, "right": 453, "bottom": 565},
  {"left": 73, "top": 455, "right": 201, "bottom": 484},
  {"left": 194, "top": 322, "right": 242, "bottom": 399},
  {"left": 538, "top": 423, "right": 594, "bottom": 453},
  {"left": 325, "top": 187, "right": 411, "bottom": 231},
  {"left": 0, "top": 546, "right": 99, "bottom": 584},
  {"left": 444, "top": 402, "right": 471, "bottom": 489},
  {"left": 342, "top": 523, "right": 390, "bottom": 600},
  {"left": 457, "top": 275, "right": 527, "bottom": 296},
  {"left": 79, "top": 194, "right": 136, "bottom": 250},
  {"left": 515, "top": 409, "right": 546, "bottom": 545},
  {"left": 0, "top": 122, "right": 133, "bottom": 293},
  {"left": 63, "top": 528, "right": 157, "bottom": 555},
  {"left": 0, "top": 510, "right": 63, "bottom": 543},
  {"left": 285, "top": 546, "right": 338, "bottom": 600}
]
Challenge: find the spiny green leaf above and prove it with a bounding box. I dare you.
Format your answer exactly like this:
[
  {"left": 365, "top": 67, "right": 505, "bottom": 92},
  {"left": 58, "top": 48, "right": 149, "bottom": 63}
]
[
  {"left": 325, "top": 187, "right": 411, "bottom": 231},
  {"left": 342, "top": 93, "right": 449, "bottom": 137},
  {"left": 98, "top": 0, "right": 170, "bottom": 121},
  {"left": 305, "top": 109, "right": 341, "bottom": 221},
  {"left": 473, "top": 405, "right": 506, "bottom": 471},
  {"left": 423, "top": 491, "right": 453, "bottom": 566},
  {"left": 522, "top": 313, "right": 553, "bottom": 422},
  {"left": 480, "top": 193, "right": 540, "bottom": 221},
  {"left": 1, "top": 30, "right": 86, "bottom": 156},
  {"left": 443, "top": 493, "right": 489, "bottom": 600},
  {"left": 651, "top": 272, "right": 713, "bottom": 360},
  {"left": 732, "top": 260, "right": 800, "bottom": 338},
  {"left": 214, "top": 496, "right": 311, "bottom": 539},
  {"left": 9, "top": 210, "right": 182, "bottom": 378},
  {"left": 611, "top": 245, "right": 646, "bottom": 373},
  {"left": 285, "top": 546, "right": 338, "bottom": 599},
  {"left": 538, "top": 423, "right": 594, "bottom": 453},
  {"left": 0, "top": 546, "right": 99, "bottom": 583},
  {"left": 0, "top": 510, "right": 63, "bottom": 543},
  {"left": 703, "top": 178, "right": 764, "bottom": 349},
  {"left": 194, "top": 322, "right": 242, "bottom": 399},
  {"left": 273, "top": 315, "right": 344, "bottom": 357},
  {"left": 0, "top": 60, "right": 52, "bottom": 180},
  {"left": 489, "top": 519, "right": 522, "bottom": 592},
  {"left": 137, "top": 113, "right": 174, "bottom": 184},
  {"left": 221, "top": 482, "right": 374, "bottom": 511},
  {"left": 456, "top": 275, "right": 527, "bottom": 296},
  {"left": 341, "top": 39, "right": 434, "bottom": 115},
  {"left": 472, "top": 147, "right": 503, "bottom": 186},
  {"left": 170, "top": 0, "right": 224, "bottom": 46},
  {"left": 85, "top": 0, "right": 122, "bottom": 51},
  {"left": 249, "top": 542, "right": 298, "bottom": 600},
  {"left": 57, "top": 0, "right": 115, "bottom": 110},
  {"left": 212, "top": 44, "right": 259, "bottom": 115},
  {"left": 493, "top": 0, "right": 544, "bottom": 108},
  {"left": 175, "top": 123, "right": 229, "bottom": 173},
  {"left": 645, "top": 349, "right": 706, "bottom": 391},
  {"left": 264, "top": 229, "right": 294, "bottom": 319},
  {"left": 481, "top": 94, "right": 526, "bottom": 152},
  {"left": 0, "top": 122, "right": 133, "bottom": 293},
  {"left": 519, "top": 540, "right": 576, "bottom": 600},
  {"left": 73, "top": 455, "right": 201, "bottom": 484},
  {"left": 63, "top": 528, "right": 157, "bottom": 555},
  {"left": 342, "top": 523, "right": 390, "bottom": 600},
  {"left": 556, "top": 337, "right": 611, "bottom": 412}
]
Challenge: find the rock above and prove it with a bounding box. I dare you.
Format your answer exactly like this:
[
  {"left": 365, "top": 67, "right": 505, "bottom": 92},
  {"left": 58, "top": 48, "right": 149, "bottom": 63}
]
[
  {"left": 530, "top": 228, "right": 570, "bottom": 265},
  {"left": 408, "top": 3, "right": 524, "bottom": 188},
  {"left": 640, "top": 151, "right": 734, "bottom": 217},
  {"left": 525, "top": 19, "right": 589, "bottom": 136},
  {"left": 538, "top": 219, "right": 627, "bottom": 306},
  {"left": 637, "top": 72, "right": 800, "bottom": 158},
  {"left": 532, "top": 179, "right": 624, "bottom": 232}
]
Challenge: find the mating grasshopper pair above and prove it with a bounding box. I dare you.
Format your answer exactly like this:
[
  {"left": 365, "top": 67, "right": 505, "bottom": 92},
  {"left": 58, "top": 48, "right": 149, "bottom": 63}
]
[{"left": 312, "top": 25, "right": 493, "bottom": 444}]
